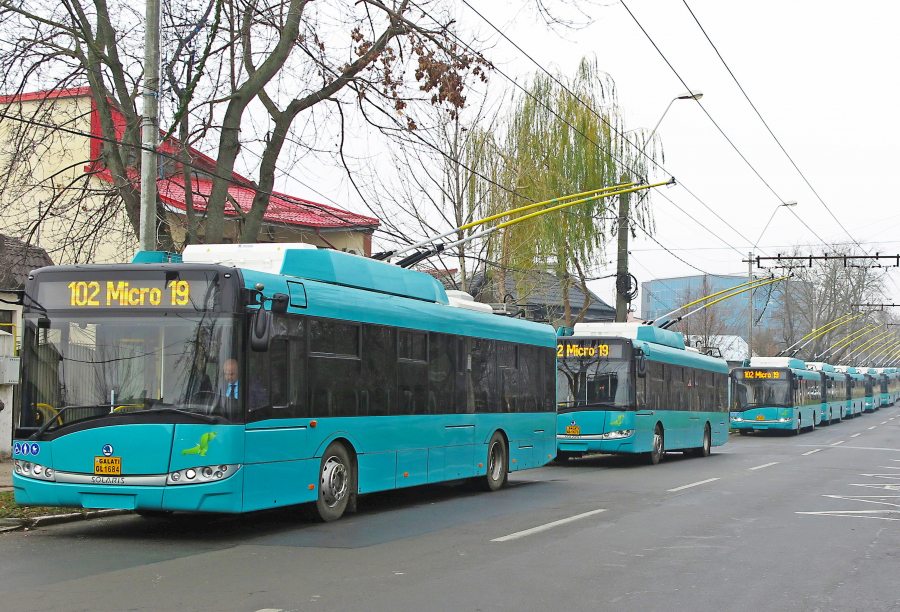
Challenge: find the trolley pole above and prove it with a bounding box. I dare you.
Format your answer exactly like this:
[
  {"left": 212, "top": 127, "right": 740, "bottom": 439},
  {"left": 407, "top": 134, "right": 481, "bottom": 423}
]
[
  {"left": 139, "top": 0, "right": 161, "bottom": 252},
  {"left": 747, "top": 251, "right": 753, "bottom": 359},
  {"left": 615, "top": 174, "right": 631, "bottom": 322}
]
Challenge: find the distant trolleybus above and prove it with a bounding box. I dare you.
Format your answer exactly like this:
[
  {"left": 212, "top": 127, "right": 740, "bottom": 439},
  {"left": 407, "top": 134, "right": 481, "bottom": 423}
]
[
  {"left": 806, "top": 362, "right": 843, "bottom": 425},
  {"left": 555, "top": 323, "right": 729, "bottom": 465},
  {"left": 835, "top": 366, "right": 864, "bottom": 418},
  {"left": 12, "top": 244, "right": 557, "bottom": 521},
  {"left": 731, "top": 357, "right": 822, "bottom": 434}
]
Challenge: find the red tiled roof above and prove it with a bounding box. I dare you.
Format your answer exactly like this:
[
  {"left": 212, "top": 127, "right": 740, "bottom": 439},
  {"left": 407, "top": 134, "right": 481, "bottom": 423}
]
[{"left": 4, "top": 87, "right": 379, "bottom": 229}]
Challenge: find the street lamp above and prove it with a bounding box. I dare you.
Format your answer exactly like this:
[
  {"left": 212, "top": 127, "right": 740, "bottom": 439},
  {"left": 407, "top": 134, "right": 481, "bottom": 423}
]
[
  {"left": 748, "top": 201, "right": 798, "bottom": 358},
  {"left": 644, "top": 90, "right": 704, "bottom": 152},
  {"left": 618, "top": 90, "right": 703, "bottom": 322}
]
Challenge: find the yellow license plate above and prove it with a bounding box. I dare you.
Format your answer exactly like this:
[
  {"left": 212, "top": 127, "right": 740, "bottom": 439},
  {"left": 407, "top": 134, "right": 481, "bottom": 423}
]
[
  {"left": 94, "top": 457, "right": 122, "bottom": 475},
  {"left": 756, "top": 414, "right": 765, "bottom": 421},
  {"left": 566, "top": 425, "right": 580, "bottom": 435}
]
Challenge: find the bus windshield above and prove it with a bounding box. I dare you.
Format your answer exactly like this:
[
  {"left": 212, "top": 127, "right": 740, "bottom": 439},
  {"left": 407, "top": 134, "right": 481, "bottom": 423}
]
[
  {"left": 557, "top": 357, "right": 632, "bottom": 411},
  {"left": 20, "top": 312, "right": 240, "bottom": 431},
  {"left": 732, "top": 378, "right": 793, "bottom": 410}
]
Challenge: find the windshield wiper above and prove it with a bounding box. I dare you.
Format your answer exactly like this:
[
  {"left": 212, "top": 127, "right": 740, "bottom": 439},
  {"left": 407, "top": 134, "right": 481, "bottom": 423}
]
[
  {"left": 29, "top": 404, "right": 111, "bottom": 440},
  {"left": 126, "top": 407, "right": 218, "bottom": 424}
]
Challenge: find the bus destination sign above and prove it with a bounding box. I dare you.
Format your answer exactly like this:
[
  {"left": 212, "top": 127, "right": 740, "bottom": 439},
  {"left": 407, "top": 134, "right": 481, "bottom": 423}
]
[
  {"left": 743, "top": 370, "right": 781, "bottom": 379},
  {"left": 66, "top": 280, "right": 192, "bottom": 307},
  {"left": 557, "top": 341, "right": 623, "bottom": 359}
]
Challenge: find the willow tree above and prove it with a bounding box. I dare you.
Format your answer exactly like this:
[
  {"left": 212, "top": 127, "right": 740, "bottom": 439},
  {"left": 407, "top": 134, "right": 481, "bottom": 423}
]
[{"left": 492, "top": 57, "right": 655, "bottom": 325}]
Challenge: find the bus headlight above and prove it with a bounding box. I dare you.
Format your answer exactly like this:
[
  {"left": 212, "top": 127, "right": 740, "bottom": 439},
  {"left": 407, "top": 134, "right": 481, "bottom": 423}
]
[
  {"left": 14, "top": 460, "right": 56, "bottom": 482},
  {"left": 732, "top": 416, "right": 743, "bottom": 422},
  {"left": 600, "top": 429, "right": 634, "bottom": 440},
  {"left": 778, "top": 418, "right": 790, "bottom": 422},
  {"left": 167, "top": 464, "right": 240, "bottom": 485}
]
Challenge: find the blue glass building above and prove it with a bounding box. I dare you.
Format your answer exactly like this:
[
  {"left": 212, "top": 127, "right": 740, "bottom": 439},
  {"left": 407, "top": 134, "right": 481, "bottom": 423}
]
[{"left": 640, "top": 274, "right": 778, "bottom": 334}]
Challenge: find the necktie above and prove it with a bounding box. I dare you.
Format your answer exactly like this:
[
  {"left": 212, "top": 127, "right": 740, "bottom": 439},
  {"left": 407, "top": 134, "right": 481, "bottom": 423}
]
[{"left": 228, "top": 383, "right": 236, "bottom": 399}]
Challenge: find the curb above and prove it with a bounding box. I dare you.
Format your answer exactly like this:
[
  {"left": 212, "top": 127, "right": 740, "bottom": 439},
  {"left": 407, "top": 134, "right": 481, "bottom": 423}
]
[{"left": 0, "top": 509, "right": 132, "bottom": 532}]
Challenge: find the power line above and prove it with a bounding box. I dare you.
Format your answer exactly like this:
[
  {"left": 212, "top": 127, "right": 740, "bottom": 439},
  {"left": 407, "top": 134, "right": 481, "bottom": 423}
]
[
  {"left": 680, "top": 0, "right": 863, "bottom": 250},
  {"left": 455, "top": 0, "right": 759, "bottom": 258},
  {"left": 619, "top": 0, "right": 832, "bottom": 249}
]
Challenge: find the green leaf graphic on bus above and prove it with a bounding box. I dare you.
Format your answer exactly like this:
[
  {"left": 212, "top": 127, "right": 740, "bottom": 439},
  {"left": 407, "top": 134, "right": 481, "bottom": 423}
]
[
  {"left": 609, "top": 414, "right": 624, "bottom": 426},
  {"left": 182, "top": 432, "right": 218, "bottom": 456}
]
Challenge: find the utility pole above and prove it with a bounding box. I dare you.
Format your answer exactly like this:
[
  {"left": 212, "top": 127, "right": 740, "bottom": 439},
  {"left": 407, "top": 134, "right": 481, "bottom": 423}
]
[
  {"left": 747, "top": 251, "right": 753, "bottom": 359},
  {"left": 139, "top": 0, "right": 161, "bottom": 252},
  {"left": 615, "top": 174, "right": 631, "bottom": 322}
]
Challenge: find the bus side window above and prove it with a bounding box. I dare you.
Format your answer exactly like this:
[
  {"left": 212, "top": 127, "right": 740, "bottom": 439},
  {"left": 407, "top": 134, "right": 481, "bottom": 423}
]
[
  {"left": 497, "top": 342, "right": 519, "bottom": 413},
  {"left": 470, "top": 338, "right": 498, "bottom": 413},
  {"left": 398, "top": 330, "right": 428, "bottom": 415},
  {"left": 363, "top": 325, "right": 396, "bottom": 416},
  {"left": 428, "top": 332, "right": 455, "bottom": 415}
]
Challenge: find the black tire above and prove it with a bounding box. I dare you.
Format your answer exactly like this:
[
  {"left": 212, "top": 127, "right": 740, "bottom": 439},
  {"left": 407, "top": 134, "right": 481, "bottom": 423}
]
[
  {"left": 793, "top": 417, "right": 802, "bottom": 435},
  {"left": 555, "top": 451, "right": 573, "bottom": 463},
  {"left": 696, "top": 424, "right": 712, "bottom": 457},
  {"left": 136, "top": 510, "right": 174, "bottom": 519},
  {"left": 477, "top": 432, "right": 508, "bottom": 491},
  {"left": 314, "top": 441, "right": 353, "bottom": 522},
  {"left": 738, "top": 430, "right": 750, "bottom": 436},
  {"left": 646, "top": 425, "right": 664, "bottom": 465},
  {"left": 810, "top": 416, "right": 816, "bottom": 431}
]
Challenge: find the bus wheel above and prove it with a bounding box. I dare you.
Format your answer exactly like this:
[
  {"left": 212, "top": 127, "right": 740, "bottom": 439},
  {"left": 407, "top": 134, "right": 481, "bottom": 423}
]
[
  {"left": 477, "top": 432, "right": 508, "bottom": 492},
  {"left": 555, "top": 451, "right": 573, "bottom": 462},
  {"left": 695, "top": 424, "right": 711, "bottom": 457},
  {"left": 793, "top": 418, "right": 802, "bottom": 435},
  {"left": 315, "top": 442, "right": 352, "bottom": 522},
  {"left": 646, "top": 425, "right": 664, "bottom": 465},
  {"left": 738, "top": 430, "right": 749, "bottom": 436}
]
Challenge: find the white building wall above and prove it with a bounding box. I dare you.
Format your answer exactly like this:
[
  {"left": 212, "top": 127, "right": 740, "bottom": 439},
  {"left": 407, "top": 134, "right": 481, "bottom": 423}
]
[{"left": 0, "top": 300, "right": 22, "bottom": 456}]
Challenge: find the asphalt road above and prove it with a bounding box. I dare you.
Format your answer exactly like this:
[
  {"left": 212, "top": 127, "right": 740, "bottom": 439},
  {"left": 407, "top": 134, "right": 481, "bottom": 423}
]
[{"left": 3, "top": 407, "right": 900, "bottom": 612}]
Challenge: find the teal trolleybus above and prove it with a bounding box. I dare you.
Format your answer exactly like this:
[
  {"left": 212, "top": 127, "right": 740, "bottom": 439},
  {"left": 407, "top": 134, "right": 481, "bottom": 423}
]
[
  {"left": 835, "top": 366, "right": 864, "bottom": 418},
  {"left": 730, "top": 357, "right": 822, "bottom": 434},
  {"left": 12, "top": 244, "right": 557, "bottom": 521},
  {"left": 863, "top": 368, "right": 878, "bottom": 413},
  {"left": 876, "top": 368, "right": 900, "bottom": 407},
  {"left": 806, "top": 362, "right": 843, "bottom": 425},
  {"left": 555, "top": 323, "right": 729, "bottom": 465}
]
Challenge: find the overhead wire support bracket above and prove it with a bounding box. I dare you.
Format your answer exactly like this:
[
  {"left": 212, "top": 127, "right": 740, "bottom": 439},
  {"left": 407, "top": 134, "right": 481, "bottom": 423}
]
[{"left": 749, "top": 253, "right": 900, "bottom": 270}]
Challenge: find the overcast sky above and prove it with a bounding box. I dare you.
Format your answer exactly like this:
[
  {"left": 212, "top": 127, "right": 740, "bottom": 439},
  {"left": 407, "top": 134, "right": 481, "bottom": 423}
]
[
  {"left": 466, "top": 0, "right": 900, "bottom": 313},
  {"left": 281, "top": 1, "right": 900, "bottom": 314}
]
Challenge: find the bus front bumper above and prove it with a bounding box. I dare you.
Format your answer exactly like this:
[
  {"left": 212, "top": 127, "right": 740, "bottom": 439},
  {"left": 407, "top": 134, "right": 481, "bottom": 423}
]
[
  {"left": 13, "top": 468, "right": 244, "bottom": 514},
  {"left": 556, "top": 433, "right": 636, "bottom": 454},
  {"left": 730, "top": 419, "right": 794, "bottom": 431}
]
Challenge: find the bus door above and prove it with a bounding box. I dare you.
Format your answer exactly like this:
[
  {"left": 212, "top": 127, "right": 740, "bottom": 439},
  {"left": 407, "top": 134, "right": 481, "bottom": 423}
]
[{"left": 242, "top": 338, "right": 311, "bottom": 511}]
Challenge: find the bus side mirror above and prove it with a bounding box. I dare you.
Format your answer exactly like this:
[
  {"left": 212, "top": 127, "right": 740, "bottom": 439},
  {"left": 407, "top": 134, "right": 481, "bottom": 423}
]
[
  {"left": 270, "top": 293, "right": 289, "bottom": 314},
  {"left": 637, "top": 354, "right": 647, "bottom": 378},
  {"left": 250, "top": 306, "right": 271, "bottom": 352}
]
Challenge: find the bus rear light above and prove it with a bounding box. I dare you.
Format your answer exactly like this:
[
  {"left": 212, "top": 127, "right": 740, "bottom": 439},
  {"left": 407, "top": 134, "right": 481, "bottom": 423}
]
[
  {"left": 308, "top": 484, "right": 315, "bottom": 490},
  {"left": 167, "top": 464, "right": 240, "bottom": 485},
  {"left": 310, "top": 420, "right": 317, "bottom": 428}
]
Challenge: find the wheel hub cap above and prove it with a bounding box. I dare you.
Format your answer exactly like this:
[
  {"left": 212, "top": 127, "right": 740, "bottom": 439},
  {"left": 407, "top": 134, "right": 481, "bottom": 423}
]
[{"left": 321, "top": 456, "right": 348, "bottom": 507}]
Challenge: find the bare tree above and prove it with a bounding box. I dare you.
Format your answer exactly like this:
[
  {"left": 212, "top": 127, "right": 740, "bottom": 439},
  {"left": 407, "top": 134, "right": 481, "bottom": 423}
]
[
  {"left": 0, "top": 0, "right": 488, "bottom": 257},
  {"left": 772, "top": 246, "right": 887, "bottom": 360}
]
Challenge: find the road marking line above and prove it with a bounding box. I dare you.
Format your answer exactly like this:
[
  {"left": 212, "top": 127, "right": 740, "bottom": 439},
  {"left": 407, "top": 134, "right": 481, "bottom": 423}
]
[
  {"left": 802, "top": 449, "right": 822, "bottom": 456},
  {"left": 254, "top": 609, "right": 284, "bottom": 612},
  {"left": 491, "top": 509, "right": 607, "bottom": 542},
  {"left": 882, "top": 421, "right": 889, "bottom": 425},
  {"left": 851, "top": 433, "right": 862, "bottom": 438},
  {"left": 749, "top": 462, "right": 780, "bottom": 471},
  {"left": 869, "top": 427, "right": 877, "bottom": 430},
  {"left": 832, "top": 441, "right": 846, "bottom": 446},
  {"left": 667, "top": 478, "right": 720, "bottom": 492}
]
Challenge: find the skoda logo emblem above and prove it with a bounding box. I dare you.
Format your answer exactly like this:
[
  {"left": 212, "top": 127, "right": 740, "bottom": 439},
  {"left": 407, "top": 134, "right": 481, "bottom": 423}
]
[
  {"left": 570, "top": 420, "right": 577, "bottom": 426},
  {"left": 101, "top": 444, "right": 114, "bottom": 457}
]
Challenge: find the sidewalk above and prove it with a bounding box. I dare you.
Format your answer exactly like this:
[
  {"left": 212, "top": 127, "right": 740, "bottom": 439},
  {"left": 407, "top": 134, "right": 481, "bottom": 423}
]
[{"left": 0, "top": 458, "right": 13, "bottom": 491}]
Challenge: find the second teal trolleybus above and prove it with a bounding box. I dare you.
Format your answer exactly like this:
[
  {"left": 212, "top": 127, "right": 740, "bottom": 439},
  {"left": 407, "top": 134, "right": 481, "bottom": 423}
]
[
  {"left": 730, "top": 357, "right": 822, "bottom": 434},
  {"left": 806, "top": 362, "right": 843, "bottom": 425},
  {"left": 555, "top": 323, "right": 729, "bottom": 465},
  {"left": 12, "top": 244, "right": 557, "bottom": 521},
  {"left": 835, "top": 365, "right": 864, "bottom": 418}
]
